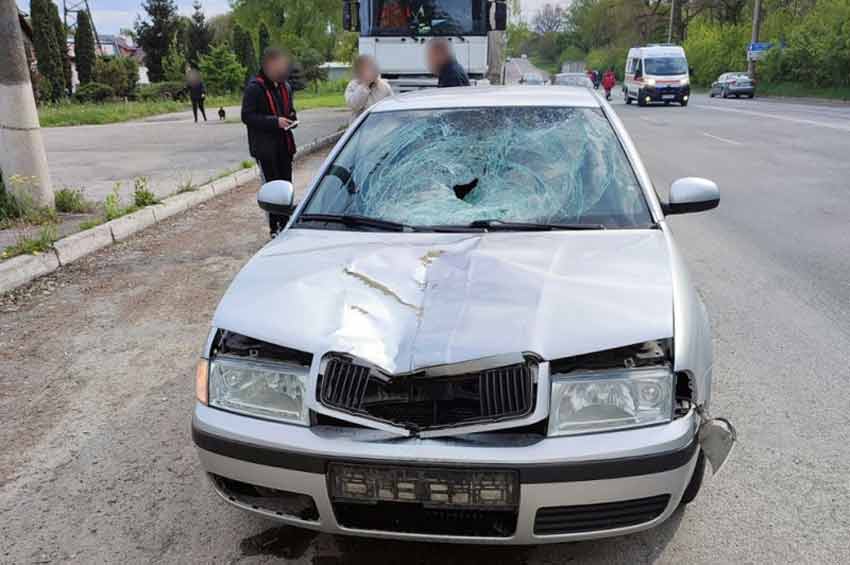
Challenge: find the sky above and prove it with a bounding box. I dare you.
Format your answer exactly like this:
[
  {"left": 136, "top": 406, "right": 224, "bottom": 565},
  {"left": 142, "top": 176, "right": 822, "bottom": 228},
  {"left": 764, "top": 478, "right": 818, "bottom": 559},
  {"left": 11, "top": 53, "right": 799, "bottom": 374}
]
[{"left": 19, "top": 0, "right": 569, "bottom": 34}]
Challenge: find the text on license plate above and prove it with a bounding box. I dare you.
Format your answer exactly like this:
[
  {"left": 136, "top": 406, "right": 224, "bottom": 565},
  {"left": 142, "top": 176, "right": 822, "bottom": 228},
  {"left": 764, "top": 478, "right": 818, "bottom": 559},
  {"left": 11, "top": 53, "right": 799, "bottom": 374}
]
[{"left": 662, "top": 94, "right": 676, "bottom": 100}]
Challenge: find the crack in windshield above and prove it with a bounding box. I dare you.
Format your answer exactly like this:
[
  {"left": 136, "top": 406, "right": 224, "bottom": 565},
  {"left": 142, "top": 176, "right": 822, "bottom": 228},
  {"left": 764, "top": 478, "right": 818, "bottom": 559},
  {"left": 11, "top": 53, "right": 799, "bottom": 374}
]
[{"left": 301, "top": 107, "right": 653, "bottom": 231}]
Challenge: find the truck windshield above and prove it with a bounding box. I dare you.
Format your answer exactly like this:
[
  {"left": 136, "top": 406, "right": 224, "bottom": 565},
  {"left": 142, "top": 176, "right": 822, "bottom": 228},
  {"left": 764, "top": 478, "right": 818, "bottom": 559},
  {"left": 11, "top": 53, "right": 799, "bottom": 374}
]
[
  {"left": 361, "top": 0, "right": 487, "bottom": 36},
  {"left": 300, "top": 107, "right": 654, "bottom": 229},
  {"left": 644, "top": 57, "right": 688, "bottom": 76}
]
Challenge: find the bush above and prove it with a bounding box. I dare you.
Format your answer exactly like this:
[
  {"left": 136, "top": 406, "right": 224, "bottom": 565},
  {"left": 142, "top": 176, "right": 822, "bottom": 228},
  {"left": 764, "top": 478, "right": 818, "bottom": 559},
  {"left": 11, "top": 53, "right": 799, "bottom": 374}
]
[
  {"left": 682, "top": 18, "right": 749, "bottom": 87},
  {"left": 132, "top": 177, "right": 158, "bottom": 207},
  {"left": 54, "top": 188, "right": 93, "bottom": 213},
  {"left": 138, "top": 81, "right": 188, "bottom": 101},
  {"left": 74, "top": 82, "right": 114, "bottom": 103}
]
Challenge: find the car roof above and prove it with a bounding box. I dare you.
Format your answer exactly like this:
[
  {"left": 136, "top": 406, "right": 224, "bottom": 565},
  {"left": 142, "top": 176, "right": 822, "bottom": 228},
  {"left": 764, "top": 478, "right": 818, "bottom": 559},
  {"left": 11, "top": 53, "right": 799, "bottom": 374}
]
[{"left": 371, "top": 86, "right": 601, "bottom": 113}]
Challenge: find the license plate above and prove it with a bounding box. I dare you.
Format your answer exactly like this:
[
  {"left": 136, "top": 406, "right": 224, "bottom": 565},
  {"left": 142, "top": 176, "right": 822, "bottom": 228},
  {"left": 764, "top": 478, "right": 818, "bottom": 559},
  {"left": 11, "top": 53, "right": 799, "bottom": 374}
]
[
  {"left": 662, "top": 94, "right": 676, "bottom": 100},
  {"left": 328, "top": 463, "right": 519, "bottom": 508}
]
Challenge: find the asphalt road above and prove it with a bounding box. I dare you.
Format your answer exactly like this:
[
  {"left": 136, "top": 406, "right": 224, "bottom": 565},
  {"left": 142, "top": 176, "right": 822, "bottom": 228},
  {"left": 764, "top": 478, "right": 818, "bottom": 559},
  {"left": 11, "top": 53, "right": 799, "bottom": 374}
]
[
  {"left": 1, "top": 93, "right": 849, "bottom": 563},
  {"left": 41, "top": 106, "right": 349, "bottom": 202}
]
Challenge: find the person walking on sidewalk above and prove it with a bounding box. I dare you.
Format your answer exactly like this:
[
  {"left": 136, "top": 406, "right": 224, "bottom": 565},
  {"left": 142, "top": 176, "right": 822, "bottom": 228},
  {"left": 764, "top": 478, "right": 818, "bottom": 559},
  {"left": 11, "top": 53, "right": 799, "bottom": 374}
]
[
  {"left": 241, "top": 47, "right": 298, "bottom": 235},
  {"left": 187, "top": 70, "right": 207, "bottom": 122},
  {"left": 345, "top": 55, "right": 393, "bottom": 121}
]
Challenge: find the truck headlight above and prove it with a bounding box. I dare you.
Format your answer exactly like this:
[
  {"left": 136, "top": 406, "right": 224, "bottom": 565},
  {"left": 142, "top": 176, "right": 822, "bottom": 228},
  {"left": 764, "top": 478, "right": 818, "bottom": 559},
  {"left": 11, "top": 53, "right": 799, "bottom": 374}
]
[
  {"left": 645, "top": 78, "right": 656, "bottom": 87},
  {"left": 680, "top": 77, "right": 690, "bottom": 86},
  {"left": 209, "top": 356, "right": 309, "bottom": 425},
  {"left": 548, "top": 367, "right": 673, "bottom": 436}
]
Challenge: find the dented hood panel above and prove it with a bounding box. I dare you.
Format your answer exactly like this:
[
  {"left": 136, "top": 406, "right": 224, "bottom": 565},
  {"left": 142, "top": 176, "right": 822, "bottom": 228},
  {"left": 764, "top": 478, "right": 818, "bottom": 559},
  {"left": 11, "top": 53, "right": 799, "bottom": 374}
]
[{"left": 213, "top": 229, "right": 673, "bottom": 374}]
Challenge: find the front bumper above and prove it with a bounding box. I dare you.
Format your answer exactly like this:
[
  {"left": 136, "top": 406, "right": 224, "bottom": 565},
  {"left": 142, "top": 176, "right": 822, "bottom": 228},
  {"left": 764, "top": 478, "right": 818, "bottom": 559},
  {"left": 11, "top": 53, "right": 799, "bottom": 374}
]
[
  {"left": 643, "top": 85, "right": 690, "bottom": 102},
  {"left": 192, "top": 403, "right": 701, "bottom": 544}
]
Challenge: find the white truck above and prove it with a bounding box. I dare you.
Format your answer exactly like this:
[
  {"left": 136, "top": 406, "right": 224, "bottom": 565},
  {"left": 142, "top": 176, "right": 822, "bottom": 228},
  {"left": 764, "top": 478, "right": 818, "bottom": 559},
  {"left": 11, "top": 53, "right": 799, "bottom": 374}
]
[{"left": 343, "top": 0, "right": 507, "bottom": 92}]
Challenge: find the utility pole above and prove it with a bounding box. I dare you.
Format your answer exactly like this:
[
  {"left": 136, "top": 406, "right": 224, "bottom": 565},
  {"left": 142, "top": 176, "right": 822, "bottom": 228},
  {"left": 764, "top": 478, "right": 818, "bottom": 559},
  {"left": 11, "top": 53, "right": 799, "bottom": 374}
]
[
  {"left": 0, "top": 0, "right": 53, "bottom": 208},
  {"left": 747, "top": 0, "right": 762, "bottom": 78},
  {"left": 667, "top": 0, "right": 676, "bottom": 43}
]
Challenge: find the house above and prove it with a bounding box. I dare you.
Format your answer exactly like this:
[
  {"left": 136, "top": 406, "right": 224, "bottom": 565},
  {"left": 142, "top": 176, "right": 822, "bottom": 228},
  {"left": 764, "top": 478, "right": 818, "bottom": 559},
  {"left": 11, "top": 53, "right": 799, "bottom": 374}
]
[{"left": 66, "top": 33, "right": 150, "bottom": 91}]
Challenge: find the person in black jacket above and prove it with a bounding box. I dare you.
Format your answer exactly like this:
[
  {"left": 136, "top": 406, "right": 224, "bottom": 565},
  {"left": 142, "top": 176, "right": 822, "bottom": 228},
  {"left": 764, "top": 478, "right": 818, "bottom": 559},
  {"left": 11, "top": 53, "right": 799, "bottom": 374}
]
[
  {"left": 241, "top": 48, "right": 298, "bottom": 235},
  {"left": 187, "top": 70, "right": 207, "bottom": 122},
  {"left": 426, "top": 38, "right": 471, "bottom": 88}
]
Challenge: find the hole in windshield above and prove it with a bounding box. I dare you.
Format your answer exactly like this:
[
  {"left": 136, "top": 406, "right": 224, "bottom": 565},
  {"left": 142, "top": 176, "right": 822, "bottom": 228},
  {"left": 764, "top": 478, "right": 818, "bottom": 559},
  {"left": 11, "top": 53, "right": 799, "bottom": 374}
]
[{"left": 301, "top": 107, "right": 654, "bottom": 230}]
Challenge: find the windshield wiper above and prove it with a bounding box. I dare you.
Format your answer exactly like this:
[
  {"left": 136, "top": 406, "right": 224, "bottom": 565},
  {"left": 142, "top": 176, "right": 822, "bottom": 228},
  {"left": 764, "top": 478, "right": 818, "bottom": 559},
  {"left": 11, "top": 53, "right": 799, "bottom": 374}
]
[
  {"left": 466, "top": 219, "right": 607, "bottom": 231},
  {"left": 298, "top": 213, "right": 415, "bottom": 232}
]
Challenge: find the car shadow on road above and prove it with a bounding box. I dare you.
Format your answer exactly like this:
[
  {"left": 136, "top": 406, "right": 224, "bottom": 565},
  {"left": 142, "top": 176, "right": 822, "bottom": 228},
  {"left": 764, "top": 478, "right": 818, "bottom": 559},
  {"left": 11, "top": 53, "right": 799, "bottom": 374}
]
[{"left": 240, "top": 506, "right": 686, "bottom": 564}]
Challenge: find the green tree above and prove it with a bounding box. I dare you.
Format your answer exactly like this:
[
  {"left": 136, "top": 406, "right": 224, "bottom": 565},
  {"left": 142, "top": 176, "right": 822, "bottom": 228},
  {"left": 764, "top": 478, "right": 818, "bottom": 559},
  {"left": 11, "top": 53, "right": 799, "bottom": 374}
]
[
  {"left": 187, "top": 1, "right": 213, "bottom": 66},
  {"left": 198, "top": 44, "right": 247, "bottom": 93},
  {"left": 258, "top": 22, "right": 271, "bottom": 60},
  {"left": 135, "top": 0, "right": 180, "bottom": 82},
  {"left": 48, "top": 1, "right": 72, "bottom": 95},
  {"left": 232, "top": 23, "right": 257, "bottom": 80},
  {"left": 31, "top": 0, "right": 65, "bottom": 101},
  {"left": 231, "top": 0, "right": 341, "bottom": 60},
  {"left": 75, "top": 11, "right": 97, "bottom": 85},
  {"left": 296, "top": 47, "right": 327, "bottom": 91},
  {"left": 333, "top": 31, "right": 359, "bottom": 64},
  {"left": 162, "top": 41, "right": 188, "bottom": 81}
]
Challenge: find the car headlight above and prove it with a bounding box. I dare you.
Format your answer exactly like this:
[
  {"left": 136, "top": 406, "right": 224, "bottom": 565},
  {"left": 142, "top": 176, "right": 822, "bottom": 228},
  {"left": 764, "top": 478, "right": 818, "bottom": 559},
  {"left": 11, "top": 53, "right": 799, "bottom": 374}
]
[
  {"left": 548, "top": 367, "right": 673, "bottom": 436},
  {"left": 680, "top": 77, "right": 690, "bottom": 86},
  {"left": 208, "top": 356, "right": 309, "bottom": 425},
  {"left": 645, "top": 78, "right": 656, "bottom": 87}
]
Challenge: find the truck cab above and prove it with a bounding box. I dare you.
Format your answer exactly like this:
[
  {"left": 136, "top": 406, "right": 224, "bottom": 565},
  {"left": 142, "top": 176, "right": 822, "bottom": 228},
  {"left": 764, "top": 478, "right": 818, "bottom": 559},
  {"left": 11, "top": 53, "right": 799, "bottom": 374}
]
[
  {"left": 624, "top": 45, "right": 691, "bottom": 107},
  {"left": 343, "top": 0, "right": 507, "bottom": 92}
]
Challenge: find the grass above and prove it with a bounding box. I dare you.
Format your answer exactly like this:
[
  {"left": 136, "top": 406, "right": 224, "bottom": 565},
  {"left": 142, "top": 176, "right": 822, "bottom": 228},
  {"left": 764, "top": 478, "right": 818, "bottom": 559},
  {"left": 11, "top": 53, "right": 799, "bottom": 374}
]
[
  {"left": 132, "top": 177, "right": 158, "bottom": 207},
  {"left": 755, "top": 82, "right": 850, "bottom": 102},
  {"left": 0, "top": 177, "right": 57, "bottom": 228},
  {"left": 38, "top": 86, "right": 346, "bottom": 128},
  {"left": 1, "top": 224, "right": 58, "bottom": 260},
  {"left": 78, "top": 218, "right": 103, "bottom": 230},
  {"left": 54, "top": 188, "right": 94, "bottom": 213}
]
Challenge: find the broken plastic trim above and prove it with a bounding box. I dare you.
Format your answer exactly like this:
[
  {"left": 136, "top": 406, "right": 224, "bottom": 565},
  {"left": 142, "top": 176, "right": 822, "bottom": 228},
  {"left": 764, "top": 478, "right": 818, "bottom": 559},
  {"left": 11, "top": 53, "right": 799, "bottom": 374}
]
[
  {"left": 311, "top": 353, "right": 551, "bottom": 439},
  {"left": 696, "top": 406, "right": 737, "bottom": 475},
  {"left": 211, "top": 330, "right": 313, "bottom": 367}
]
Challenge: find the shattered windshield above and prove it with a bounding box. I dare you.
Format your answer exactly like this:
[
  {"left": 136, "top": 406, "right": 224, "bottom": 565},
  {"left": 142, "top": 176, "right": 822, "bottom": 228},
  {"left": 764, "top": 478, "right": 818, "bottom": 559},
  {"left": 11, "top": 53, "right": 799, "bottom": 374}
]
[{"left": 300, "top": 107, "right": 653, "bottom": 229}]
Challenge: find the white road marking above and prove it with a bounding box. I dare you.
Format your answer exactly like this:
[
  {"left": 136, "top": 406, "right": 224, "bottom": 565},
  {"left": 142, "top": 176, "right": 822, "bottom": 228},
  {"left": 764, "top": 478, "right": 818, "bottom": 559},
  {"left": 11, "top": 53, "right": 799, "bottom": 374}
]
[
  {"left": 695, "top": 103, "right": 850, "bottom": 133},
  {"left": 701, "top": 131, "right": 742, "bottom": 146}
]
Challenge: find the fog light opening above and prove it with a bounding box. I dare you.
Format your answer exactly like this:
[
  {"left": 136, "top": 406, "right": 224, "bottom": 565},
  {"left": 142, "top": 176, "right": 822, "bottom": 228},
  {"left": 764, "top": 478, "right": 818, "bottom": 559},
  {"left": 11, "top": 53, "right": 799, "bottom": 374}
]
[{"left": 645, "top": 96, "right": 651, "bottom": 103}]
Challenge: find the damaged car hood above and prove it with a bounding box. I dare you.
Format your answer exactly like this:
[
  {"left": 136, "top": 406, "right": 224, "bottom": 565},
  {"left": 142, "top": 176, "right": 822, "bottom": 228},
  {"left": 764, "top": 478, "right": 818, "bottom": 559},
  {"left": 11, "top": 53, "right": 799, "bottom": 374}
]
[{"left": 213, "top": 229, "right": 673, "bottom": 373}]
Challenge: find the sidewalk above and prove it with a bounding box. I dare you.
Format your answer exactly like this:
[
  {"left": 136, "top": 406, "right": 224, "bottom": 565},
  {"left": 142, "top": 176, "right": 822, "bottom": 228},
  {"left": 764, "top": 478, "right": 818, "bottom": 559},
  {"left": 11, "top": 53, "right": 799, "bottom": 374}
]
[{"left": 1, "top": 107, "right": 348, "bottom": 256}]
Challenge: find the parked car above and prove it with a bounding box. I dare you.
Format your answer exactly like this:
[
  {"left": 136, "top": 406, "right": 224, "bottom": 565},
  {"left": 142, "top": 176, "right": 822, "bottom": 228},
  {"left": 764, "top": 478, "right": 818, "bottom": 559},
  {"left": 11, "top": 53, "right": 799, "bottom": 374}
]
[
  {"left": 192, "top": 86, "right": 736, "bottom": 544},
  {"left": 624, "top": 44, "right": 691, "bottom": 106},
  {"left": 554, "top": 72, "right": 593, "bottom": 87},
  {"left": 710, "top": 73, "right": 755, "bottom": 98}
]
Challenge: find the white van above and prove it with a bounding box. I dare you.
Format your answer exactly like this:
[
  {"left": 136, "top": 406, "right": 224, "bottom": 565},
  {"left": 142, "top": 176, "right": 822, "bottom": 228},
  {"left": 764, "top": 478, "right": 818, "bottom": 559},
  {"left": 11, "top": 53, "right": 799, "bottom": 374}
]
[{"left": 624, "top": 45, "right": 691, "bottom": 107}]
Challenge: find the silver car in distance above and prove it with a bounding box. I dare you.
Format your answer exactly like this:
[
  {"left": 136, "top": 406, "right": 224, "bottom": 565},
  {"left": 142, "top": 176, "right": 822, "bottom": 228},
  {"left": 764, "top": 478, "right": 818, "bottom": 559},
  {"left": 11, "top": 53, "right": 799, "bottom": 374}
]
[{"left": 192, "top": 86, "right": 736, "bottom": 544}]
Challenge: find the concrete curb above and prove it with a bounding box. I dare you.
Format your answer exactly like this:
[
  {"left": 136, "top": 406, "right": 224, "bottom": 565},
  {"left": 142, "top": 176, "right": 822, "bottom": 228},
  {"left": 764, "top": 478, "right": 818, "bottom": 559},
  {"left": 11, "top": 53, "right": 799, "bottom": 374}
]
[{"left": 0, "top": 130, "right": 343, "bottom": 294}]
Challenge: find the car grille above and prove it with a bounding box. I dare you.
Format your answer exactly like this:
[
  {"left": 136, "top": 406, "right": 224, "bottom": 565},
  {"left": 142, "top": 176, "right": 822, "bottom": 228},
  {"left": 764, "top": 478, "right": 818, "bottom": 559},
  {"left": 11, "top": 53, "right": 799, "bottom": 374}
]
[
  {"left": 318, "top": 356, "right": 535, "bottom": 431},
  {"left": 533, "top": 494, "right": 670, "bottom": 535},
  {"left": 333, "top": 501, "right": 518, "bottom": 537}
]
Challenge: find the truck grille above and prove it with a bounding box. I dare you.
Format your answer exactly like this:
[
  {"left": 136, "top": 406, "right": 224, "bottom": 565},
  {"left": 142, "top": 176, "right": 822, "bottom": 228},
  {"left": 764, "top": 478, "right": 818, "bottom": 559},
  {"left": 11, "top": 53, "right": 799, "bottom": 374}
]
[
  {"left": 319, "top": 356, "right": 535, "bottom": 431},
  {"left": 534, "top": 495, "right": 670, "bottom": 535}
]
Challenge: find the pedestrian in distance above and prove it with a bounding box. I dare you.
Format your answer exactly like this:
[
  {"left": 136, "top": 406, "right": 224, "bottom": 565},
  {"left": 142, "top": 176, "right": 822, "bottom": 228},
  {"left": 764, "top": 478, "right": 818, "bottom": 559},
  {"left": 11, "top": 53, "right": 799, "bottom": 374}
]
[
  {"left": 241, "top": 47, "right": 298, "bottom": 236},
  {"left": 187, "top": 69, "right": 207, "bottom": 123},
  {"left": 345, "top": 55, "right": 393, "bottom": 122},
  {"left": 602, "top": 68, "right": 617, "bottom": 101},
  {"left": 426, "top": 38, "right": 471, "bottom": 88}
]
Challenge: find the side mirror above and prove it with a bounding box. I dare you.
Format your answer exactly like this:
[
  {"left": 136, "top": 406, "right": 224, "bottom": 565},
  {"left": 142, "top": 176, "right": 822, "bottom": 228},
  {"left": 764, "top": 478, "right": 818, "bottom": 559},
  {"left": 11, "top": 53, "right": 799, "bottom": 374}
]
[
  {"left": 343, "top": 1, "right": 360, "bottom": 32},
  {"left": 490, "top": 1, "right": 507, "bottom": 31},
  {"left": 258, "top": 179, "right": 295, "bottom": 219},
  {"left": 664, "top": 177, "right": 719, "bottom": 215}
]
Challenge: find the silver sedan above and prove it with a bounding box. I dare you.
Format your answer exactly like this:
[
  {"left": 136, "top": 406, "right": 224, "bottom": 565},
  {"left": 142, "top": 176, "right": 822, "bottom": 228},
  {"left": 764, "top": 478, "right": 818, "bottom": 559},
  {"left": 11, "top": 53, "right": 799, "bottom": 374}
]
[{"left": 192, "top": 86, "right": 736, "bottom": 544}]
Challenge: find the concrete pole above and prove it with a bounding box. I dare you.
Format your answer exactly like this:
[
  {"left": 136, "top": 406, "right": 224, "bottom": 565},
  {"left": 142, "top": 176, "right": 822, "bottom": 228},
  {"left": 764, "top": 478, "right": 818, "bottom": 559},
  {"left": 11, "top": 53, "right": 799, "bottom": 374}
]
[
  {"left": 747, "top": 0, "right": 762, "bottom": 78},
  {"left": 667, "top": 0, "right": 676, "bottom": 43},
  {"left": 0, "top": 0, "right": 53, "bottom": 208}
]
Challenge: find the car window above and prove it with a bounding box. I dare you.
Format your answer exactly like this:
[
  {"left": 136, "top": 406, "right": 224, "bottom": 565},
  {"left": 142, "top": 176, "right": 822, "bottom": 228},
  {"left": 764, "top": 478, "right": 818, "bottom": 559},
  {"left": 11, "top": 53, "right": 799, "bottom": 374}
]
[
  {"left": 301, "top": 107, "right": 654, "bottom": 229},
  {"left": 644, "top": 57, "right": 688, "bottom": 76}
]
